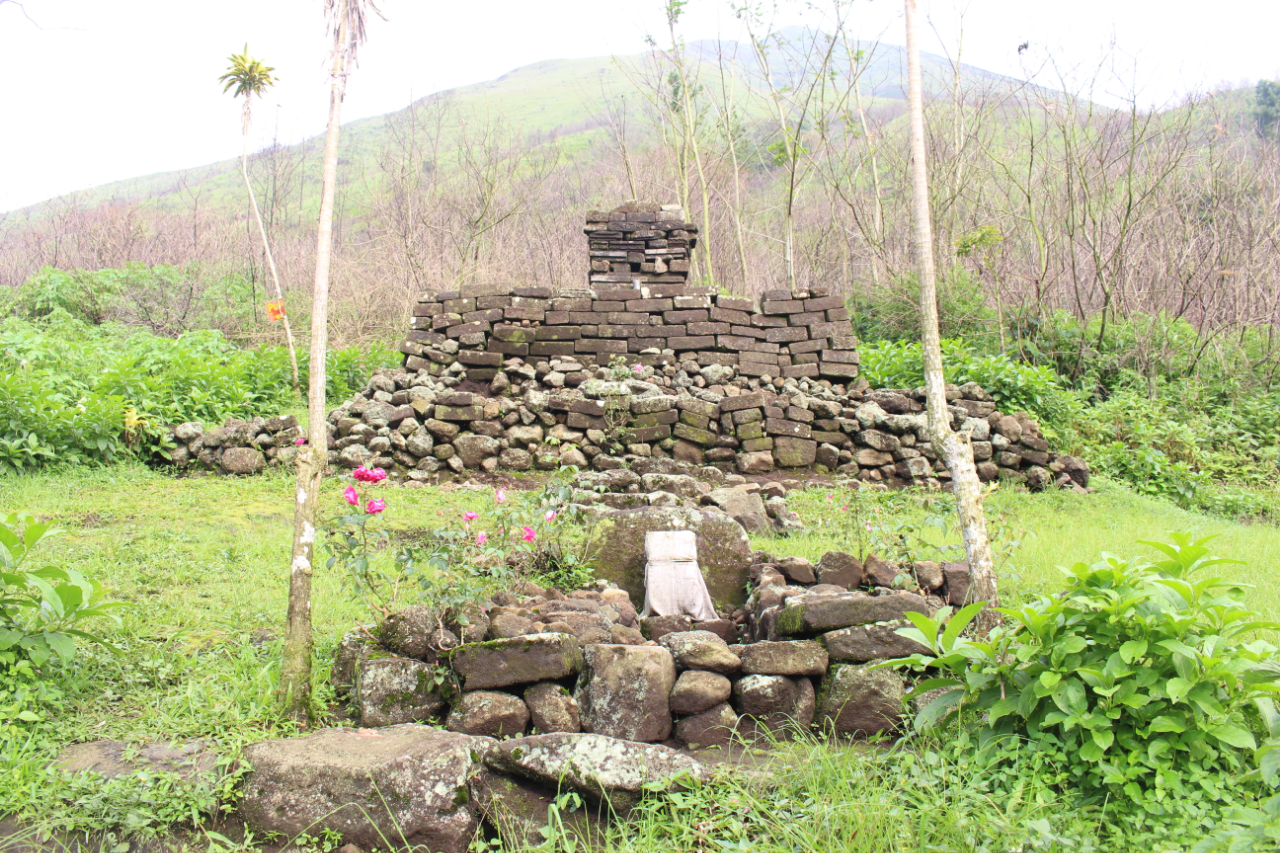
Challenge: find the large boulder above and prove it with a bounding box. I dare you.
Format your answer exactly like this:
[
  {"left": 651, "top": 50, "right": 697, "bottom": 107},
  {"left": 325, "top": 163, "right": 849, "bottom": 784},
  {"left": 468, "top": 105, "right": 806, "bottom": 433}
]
[
  {"left": 584, "top": 507, "right": 752, "bottom": 610},
  {"left": 221, "top": 446, "right": 266, "bottom": 475},
  {"left": 484, "top": 733, "right": 705, "bottom": 812},
  {"left": 451, "top": 633, "right": 583, "bottom": 691},
  {"left": 447, "top": 691, "right": 530, "bottom": 738},
  {"left": 240, "top": 725, "right": 488, "bottom": 852},
  {"left": 816, "top": 664, "right": 905, "bottom": 736},
  {"left": 574, "top": 644, "right": 676, "bottom": 742},
  {"left": 354, "top": 655, "right": 446, "bottom": 727}
]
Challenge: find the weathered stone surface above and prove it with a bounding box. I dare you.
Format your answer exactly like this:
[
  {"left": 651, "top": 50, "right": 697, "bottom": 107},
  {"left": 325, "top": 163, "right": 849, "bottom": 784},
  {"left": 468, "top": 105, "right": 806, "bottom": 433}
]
[
  {"left": 447, "top": 691, "right": 530, "bottom": 738},
  {"left": 816, "top": 551, "right": 863, "bottom": 589},
  {"left": 734, "top": 674, "right": 811, "bottom": 738},
  {"left": 641, "top": 614, "right": 693, "bottom": 642},
  {"left": 451, "top": 633, "right": 583, "bottom": 691},
  {"left": 775, "top": 592, "right": 932, "bottom": 635},
  {"left": 659, "top": 631, "right": 741, "bottom": 674},
  {"left": 777, "top": 556, "right": 817, "bottom": 585},
  {"left": 669, "top": 670, "right": 732, "bottom": 715},
  {"left": 575, "top": 644, "right": 676, "bottom": 742},
  {"left": 453, "top": 434, "right": 501, "bottom": 468},
  {"left": 584, "top": 507, "right": 751, "bottom": 609},
  {"left": 736, "top": 450, "right": 775, "bottom": 474},
  {"left": 823, "top": 622, "right": 930, "bottom": 662},
  {"left": 331, "top": 629, "right": 378, "bottom": 696},
  {"left": 944, "top": 561, "right": 972, "bottom": 605},
  {"left": 817, "top": 664, "right": 905, "bottom": 736},
  {"left": 912, "top": 560, "right": 944, "bottom": 590},
  {"left": 56, "top": 740, "right": 216, "bottom": 781},
  {"left": 484, "top": 733, "right": 705, "bottom": 812},
  {"left": 468, "top": 770, "right": 605, "bottom": 849},
  {"left": 773, "top": 436, "right": 817, "bottom": 467},
  {"left": 675, "top": 703, "right": 739, "bottom": 749},
  {"left": 488, "top": 612, "right": 537, "bottom": 639},
  {"left": 863, "top": 554, "right": 898, "bottom": 587},
  {"left": 732, "top": 640, "right": 828, "bottom": 676},
  {"left": 221, "top": 446, "right": 266, "bottom": 475},
  {"left": 379, "top": 605, "right": 436, "bottom": 658},
  {"left": 354, "top": 655, "right": 447, "bottom": 727},
  {"left": 524, "top": 682, "right": 582, "bottom": 733},
  {"left": 241, "top": 725, "right": 488, "bottom": 852}
]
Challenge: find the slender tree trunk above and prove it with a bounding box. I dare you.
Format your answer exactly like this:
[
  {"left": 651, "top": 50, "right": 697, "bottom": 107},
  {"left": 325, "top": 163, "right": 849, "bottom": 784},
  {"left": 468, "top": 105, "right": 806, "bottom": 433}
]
[
  {"left": 904, "top": 0, "right": 998, "bottom": 629},
  {"left": 240, "top": 117, "right": 301, "bottom": 395},
  {"left": 279, "top": 8, "right": 348, "bottom": 718}
]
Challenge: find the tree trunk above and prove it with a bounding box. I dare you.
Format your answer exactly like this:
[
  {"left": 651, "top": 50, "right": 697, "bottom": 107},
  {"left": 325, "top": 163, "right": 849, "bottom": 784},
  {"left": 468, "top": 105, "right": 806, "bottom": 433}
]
[
  {"left": 279, "top": 7, "right": 348, "bottom": 718},
  {"left": 904, "top": 0, "right": 999, "bottom": 630},
  {"left": 240, "top": 116, "right": 301, "bottom": 396}
]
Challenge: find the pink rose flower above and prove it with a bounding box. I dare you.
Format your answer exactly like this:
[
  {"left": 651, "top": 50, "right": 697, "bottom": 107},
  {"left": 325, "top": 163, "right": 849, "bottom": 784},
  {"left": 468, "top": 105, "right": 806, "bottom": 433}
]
[
  {"left": 464, "top": 511, "right": 479, "bottom": 522},
  {"left": 365, "top": 498, "right": 386, "bottom": 515},
  {"left": 495, "top": 488, "right": 507, "bottom": 503},
  {"left": 476, "top": 532, "right": 488, "bottom": 546},
  {"left": 521, "top": 526, "right": 536, "bottom": 542},
  {"left": 344, "top": 485, "right": 359, "bottom": 506},
  {"left": 294, "top": 437, "right": 306, "bottom": 445},
  {"left": 544, "top": 510, "right": 556, "bottom": 522},
  {"left": 633, "top": 364, "right": 644, "bottom": 373},
  {"left": 353, "top": 465, "right": 387, "bottom": 483}
]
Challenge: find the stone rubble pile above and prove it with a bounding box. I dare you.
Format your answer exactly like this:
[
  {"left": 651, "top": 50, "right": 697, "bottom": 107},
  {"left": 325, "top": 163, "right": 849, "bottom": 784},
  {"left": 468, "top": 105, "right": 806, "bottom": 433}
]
[{"left": 165, "top": 415, "right": 301, "bottom": 475}]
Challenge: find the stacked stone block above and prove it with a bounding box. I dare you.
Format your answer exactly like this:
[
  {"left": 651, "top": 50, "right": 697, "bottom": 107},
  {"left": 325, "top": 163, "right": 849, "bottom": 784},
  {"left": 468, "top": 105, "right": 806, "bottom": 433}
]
[{"left": 584, "top": 203, "right": 698, "bottom": 286}]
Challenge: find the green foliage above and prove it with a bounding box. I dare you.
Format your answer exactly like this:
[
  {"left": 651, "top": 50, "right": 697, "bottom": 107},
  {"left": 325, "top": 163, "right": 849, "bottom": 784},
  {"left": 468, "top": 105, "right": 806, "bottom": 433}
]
[
  {"left": 0, "top": 512, "right": 123, "bottom": 746},
  {"left": 325, "top": 470, "right": 596, "bottom": 624},
  {"left": 0, "top": 312, "right": 397, "bottom": 471},
  {"left": 8, "top": 266, "right": 126, "bottom": 324},
  {"left": 1255, "top": 80, "right": 1280, "bottom": 139},
  {"left": 885, "top": 533, "right": 1278, "bottom": 845},
  {"left": 859, "top": 338, "right": 1071, "bottom": 424},
  {"left": 850, "top": 266, "right": 1000, "bottom": 344}
]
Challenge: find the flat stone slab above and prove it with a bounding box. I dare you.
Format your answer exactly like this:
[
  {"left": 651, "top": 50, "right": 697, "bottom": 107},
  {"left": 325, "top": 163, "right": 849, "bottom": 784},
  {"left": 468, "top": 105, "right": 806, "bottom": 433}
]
[
  {"left": 823, "top": 622, "right": 931, "bottom": 663},
  {"left": 240, "top": 725, "right": 490, "bottom": 852},
  {"left": 731, "top": 640, "right": 828, "bottom": 676},
  {"left": 55, "top": 740, "right": 216, "bottom": 781},
  {"left": 483, "top": 733, "right": 706, "bottom": 812},
  {"left": 451, "top": 633, "right": 583, "bottom": 690},
  {"left": 775, "top": 592, "right": 932, "bottom": 635}
]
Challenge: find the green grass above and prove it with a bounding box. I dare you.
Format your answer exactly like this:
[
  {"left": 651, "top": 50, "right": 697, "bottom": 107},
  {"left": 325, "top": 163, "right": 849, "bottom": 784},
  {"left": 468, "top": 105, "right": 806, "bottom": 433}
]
[{"left": 1, "top": 464, "right": 1276, "bottom": 849}]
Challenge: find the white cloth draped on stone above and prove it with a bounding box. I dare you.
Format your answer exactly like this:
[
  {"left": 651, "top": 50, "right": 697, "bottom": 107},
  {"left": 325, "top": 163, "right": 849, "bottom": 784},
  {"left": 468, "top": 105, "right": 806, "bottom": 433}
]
[{"left": 640, "top": 530, "right": 717, "bottom": 621}]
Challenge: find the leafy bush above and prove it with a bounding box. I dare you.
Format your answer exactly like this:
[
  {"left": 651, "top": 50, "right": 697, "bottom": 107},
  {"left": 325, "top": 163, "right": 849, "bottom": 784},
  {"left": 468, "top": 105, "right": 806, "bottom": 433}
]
[
  {"left": 0, "top": 512, "right": 123, "bottom": 744},
  {"left": 859, "top": 338, "right": 1073, "bottom": 425},
  {"left": 886, "top": 534, "right": 1278, "bottom": 846},
  {"left": 0, "top": 313, "right": 398, "bottom": 472}
]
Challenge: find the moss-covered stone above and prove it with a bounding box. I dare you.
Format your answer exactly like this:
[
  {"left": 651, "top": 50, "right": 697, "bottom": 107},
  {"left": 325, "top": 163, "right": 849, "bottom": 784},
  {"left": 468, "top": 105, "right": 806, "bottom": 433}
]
[
  {"left": 575, "top": 644, "right": 676, "bottom": 742},
  {"left": 584, "top": 507, "right": 751, "bottom": 609},
  {"left": 450, "top": 633, "right": 583, "bottom": 691},
  {"left": 775, "top": 591, "right": 932, "bottom": 636},
  {"left": 816, "top": 663, "right": 905, "bottom": 736}
]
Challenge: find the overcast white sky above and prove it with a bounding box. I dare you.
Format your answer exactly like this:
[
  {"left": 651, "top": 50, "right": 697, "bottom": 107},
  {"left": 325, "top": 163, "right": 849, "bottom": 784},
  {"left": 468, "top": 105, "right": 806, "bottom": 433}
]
[{"left": 2, "top": 0, "right": 1277, "bottom": 212}]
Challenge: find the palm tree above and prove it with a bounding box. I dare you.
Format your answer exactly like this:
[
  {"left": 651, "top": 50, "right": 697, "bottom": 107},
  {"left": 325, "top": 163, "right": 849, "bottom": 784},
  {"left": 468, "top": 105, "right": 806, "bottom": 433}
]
[
  {"left": 903, "top": 0, "right": 998, "bottom": 628},
  {"left": 219, "top": 47, "right": 300, "bottom": 396},
  {"left": 279, "top": 0, "right": 382, "bottom": 719}
]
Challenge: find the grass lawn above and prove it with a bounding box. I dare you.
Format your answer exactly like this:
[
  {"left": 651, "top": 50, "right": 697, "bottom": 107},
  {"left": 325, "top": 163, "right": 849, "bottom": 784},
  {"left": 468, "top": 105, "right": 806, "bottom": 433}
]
[{"left": 0, "top": 464, "right": 1276, "bottom": 849}]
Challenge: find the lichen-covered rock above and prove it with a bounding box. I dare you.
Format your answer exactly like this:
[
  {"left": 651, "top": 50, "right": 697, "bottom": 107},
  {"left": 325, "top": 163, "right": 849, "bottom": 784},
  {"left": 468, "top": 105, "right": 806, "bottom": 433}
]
[
  {"left": 451, "top": 633, "right": 583, "bottom": 691},
  {"left": 669, "top": 670, "right": 732, "bottom": 715},
  {"left": 241, "top": 725, "right": 488, "bottom": 852},
  {"left": 453, "top": 434, "right": 501, "bottom": 468},
  {"left": 574, "top": 644, "right": 676, "bottom": 742},
  {"left": 221, "top": 446, "right": 266, "bottom": 475},
  {"left": 658, "top": 631, "right": 741, "bottom": 674},
  {"left": 488, "top": 612, "right": 537, "bottom": 639},
  {"left": 734, "top": 674, "right": 813, "bottom": 739},
  {"left": 379, "top": 605, "right": 436, "bottom": 658},
  {"left": 823, "top": 622, "right": 930, "bottom": 663},
  {"left": 447, "top": 691, "right": 530, "bottom": 738},
  {"left": 816, "top": 664, "right": 905, "bottom": 736},
  {"left": 775, "top": 592, "right": 932, "bottom": 635},
  {"left": 524, "top": 683, "right": 582, "bottom": 734},
  {"left": 354, "top": 655, "right": 446, "bottom": 727},
  {"left": 641, "top": 614, "right": 692, "bottom": 642},
  {"left": 675, "top": 703, "right": 739, "bottom": 750},
  {"left": 584, "top": 507, "right": 751, "bottom": 609},
  {"left": 56, "top": 739, "right": 216, "bottom": 781},
  {"left": 331, "top": 629, "right": 378, "bottom": 697},
  {"left": 731, "top": 640, "right": 828, "bottom": 677},
  {"left": 483, "top": 733, "right": 705, "bottom": 812}
]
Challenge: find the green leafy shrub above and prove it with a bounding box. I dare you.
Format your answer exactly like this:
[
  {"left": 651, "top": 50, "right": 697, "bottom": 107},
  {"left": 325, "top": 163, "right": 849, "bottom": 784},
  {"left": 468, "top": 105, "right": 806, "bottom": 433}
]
[
  {"left": 0, "top": 512, "right": 123, "bottom": 744},
  {"left": 885, "top": 534, "right": 1278, "bottom": 845},
  {"left": 859, "top": 338, "right": 1073, "bottom": 425}
]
